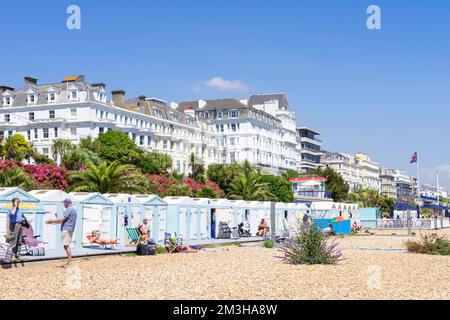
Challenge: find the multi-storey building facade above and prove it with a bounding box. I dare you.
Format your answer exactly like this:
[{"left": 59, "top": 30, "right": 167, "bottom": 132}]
[
  {"left": 380, "top": 168, "right": 397, "bottom": 199},
  {"left": 0, "top": 76, "right": 216, "bottom": 174},
  {"left": 355, "top": 153, "right": 381, "bottom": 193},
  {"left": 321, "top": 152, "right": 362, "bottom": 192},
  {"left": 177, "top": 94, "right": 300, "bottom": 174},
  {"left": 297, "top": 127, "right": 324, "bottom": 173}
]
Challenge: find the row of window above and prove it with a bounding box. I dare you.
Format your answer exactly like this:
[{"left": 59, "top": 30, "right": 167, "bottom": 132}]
[
  {"left": 2, "top": 91, "right": 81, "bottom": 107},
  {"left": 2, "top": 109, "right": 78, "bottom": 123},
  {"left": 201, "top": 109, "right": 240, "bottom": 120}
]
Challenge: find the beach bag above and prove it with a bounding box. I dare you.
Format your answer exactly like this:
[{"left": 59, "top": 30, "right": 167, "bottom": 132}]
[
  {"left": 28, "top": 247, "right": 45, "bottom": 257},
  {"left": 147, "top": 245, "right": 156, "bottom": 256},
  {"left": 0, "top": 243, "right": 13, "bottom": 264},
  {"left": 136, "top": 244, "right": 148, "bottom": 256}
]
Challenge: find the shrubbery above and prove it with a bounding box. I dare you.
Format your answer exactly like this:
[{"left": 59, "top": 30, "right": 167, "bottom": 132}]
[
  {"left": 279, "top": 225, "right": 343, "bottom": 265},
  {"left": 405, "top": 235, "right": 450, "bottom": 256}
]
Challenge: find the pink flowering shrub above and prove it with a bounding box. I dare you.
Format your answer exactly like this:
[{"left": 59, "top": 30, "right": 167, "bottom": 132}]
[
  {"left": 0, "top": 160, "right": 69, "bottom": 191},
  {"left": 21, "top": 164, "right": 69, "bottom": 191},
  {"left": 145, "top": 174, "right": 225, "bottom": 198}
]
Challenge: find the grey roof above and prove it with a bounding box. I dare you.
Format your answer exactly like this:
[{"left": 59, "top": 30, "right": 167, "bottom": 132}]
[
  {"left": 177, "top": 98, "right": 248, "bottom": 112},
  {"left": 248, "top": 93, "right": 289, "bottom": 109},
  {"left": 0, "top": 76, "right": 105, "bottom": 107}
]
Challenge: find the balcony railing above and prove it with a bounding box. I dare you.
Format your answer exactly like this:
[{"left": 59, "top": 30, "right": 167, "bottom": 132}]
[{"left": 294, "top": 191, "right": 332, "bottom": 199}]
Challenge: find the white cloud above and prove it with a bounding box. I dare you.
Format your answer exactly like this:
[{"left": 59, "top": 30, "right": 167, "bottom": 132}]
[
  {"left": 422, "top": 164, "right": 450, "bottom": 189},
  {"left": 193, "top": 77, "right": 249, "bottom": 92}
]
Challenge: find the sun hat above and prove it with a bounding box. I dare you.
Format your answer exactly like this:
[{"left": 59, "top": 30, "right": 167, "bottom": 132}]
[{"left": 64, "top": 199, "right": 72, "bottom": 204}]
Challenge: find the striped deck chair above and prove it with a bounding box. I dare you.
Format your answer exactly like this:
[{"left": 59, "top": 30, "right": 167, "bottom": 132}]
[{"left": 126, "top": 227, "right": 142, "bottom": 245}]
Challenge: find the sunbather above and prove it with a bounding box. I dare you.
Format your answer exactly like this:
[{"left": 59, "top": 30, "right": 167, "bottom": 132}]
[{"left": 87, "top": 230, "right": 118, "bottom": 245}]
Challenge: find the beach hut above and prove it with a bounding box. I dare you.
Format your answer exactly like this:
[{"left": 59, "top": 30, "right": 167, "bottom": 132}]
[
  {"left": 29, "top": 190, "right": 79, "bottom": 250},
  {"left": 104, "top": 194, "right": 143, "bottom": 245},
  {"left": 310, "top": 202, "right": 359, "bottom": 235},
  {"left": 208, "top": 199, "right": 234, "bottom": 239},
  {"left": 246, "top": 201, "right": 272, "bottom": 236},
  {"left": 69, "top": 192, "right": 114, "bottom": 248},
  {"left": 0, "top": 188, "right": 44, "bottom": 243},
  {"left": 229, "top": 200, "right": 253, "bottom": 228},
  {"left": 359, "top": 208, "right": 381, "bottom": 229},
  {"left": 275, "top": 202, "right": 309, "bottom": 235},
  {"left": 164, "top": 197, "right": 210, "bottom": 241},
  {"left": 133, "top": 195, "right": 168, "bottom": 242}
]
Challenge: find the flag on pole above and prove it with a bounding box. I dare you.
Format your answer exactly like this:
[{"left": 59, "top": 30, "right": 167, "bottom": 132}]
[{"left": 410, "top": 152, "right": 418, "bottom": 164}]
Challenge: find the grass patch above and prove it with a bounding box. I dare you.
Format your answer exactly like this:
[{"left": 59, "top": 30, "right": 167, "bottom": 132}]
[
  {"left": 263, "top": 240, "right": 274, "bottom": 249},
  {"left": 123, "top": 252, "right": 136, "bottom": 257},
  {"left": 405, "top": 234, "right": 450, "bottom": 256}
]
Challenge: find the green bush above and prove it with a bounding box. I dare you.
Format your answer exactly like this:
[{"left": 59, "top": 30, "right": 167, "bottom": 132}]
[
  {"left": 405, "top": 235, "right": 450, "bottom": 256},
  {"left": 279, "top": 225, "right": 343, "bottom": 265},
  {"left": 156, "top": 245, "right": 166, "bottom": 254},
  {"left": 264, "top": 240, "right": 274, "bottom": 249}
]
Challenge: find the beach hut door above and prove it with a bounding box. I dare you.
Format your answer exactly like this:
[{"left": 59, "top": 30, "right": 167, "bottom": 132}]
[
  {"left": 200, "top": 208, "right": 208, "bottom": 239},
  {"left": 100, "top": 207, "right": 112, "bottom": 240},
  {"left": 82, "top": 206, "right": 101, "bottom": 245},
  {"left": 43, "top": 205, "right": 57, "bottom": 249},
  {"left": 190, "top": 210, "right": 198, "bottom": 240},
  {"left": 116, "top": 206, "right": 126, "bottom": 245},
  {"left": 178, "top": 208, "right": 187, "bottom": 239},
  {"left": 158, "top": 207, "right": 167, "bottom": 242}
]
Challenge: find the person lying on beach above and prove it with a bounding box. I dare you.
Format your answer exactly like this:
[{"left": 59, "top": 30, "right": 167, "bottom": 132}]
[{"left": 87, "top": 230, "right": 118, "bottom": 245}]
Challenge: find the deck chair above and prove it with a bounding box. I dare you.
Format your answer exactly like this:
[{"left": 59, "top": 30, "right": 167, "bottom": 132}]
[
  {"left": 126, "top": 227, "right": 142, "bottom": 245},
  {"left": 218, "top": 222, "right": 232, "bottom": 239},
  {"left": 164, "top": 232, "right": 184, "bottom": 253},
  {"left": 21, "top": 224, "right": 45, "bottom": 256}
]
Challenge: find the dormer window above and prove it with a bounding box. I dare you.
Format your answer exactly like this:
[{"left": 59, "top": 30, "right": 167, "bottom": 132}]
[
  {"left": 28, "top": 94, "right": 37, "bottom": 105},
  {"left": 48, "top": 92, "right": 56, "bottom": 103},
  {"left": 3, "top": 96, "right": 11, "bottom": 106},
  {"left": 228, "top": 109, "right": 240, "bottom": 118},
  {"left": 70, "top": 90, "right": 78, "bottom": 101}
]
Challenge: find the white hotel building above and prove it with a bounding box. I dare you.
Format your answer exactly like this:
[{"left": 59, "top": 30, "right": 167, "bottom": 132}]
[
  {"left": 0, "top": 76, "right": 217, "bottom": 174},
  {"left": 0, "top": 76, "right": 319, "bottom": 175},
  {"left": 321, "top": 152, "right": 382, "bottom": 193}
]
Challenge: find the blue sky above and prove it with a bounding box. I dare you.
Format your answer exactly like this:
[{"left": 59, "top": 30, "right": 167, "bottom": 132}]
[{"left": 1, "top": 0, "right": 449, "bottom": 188}]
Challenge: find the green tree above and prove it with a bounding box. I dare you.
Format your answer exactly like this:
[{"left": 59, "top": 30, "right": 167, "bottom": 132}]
[
  {"left": 51, "top": 138, "right": 74, "bottom": 163},
  {"left": 260, "top": 175, "right": 294, "bottom": 203},
  {"left": 140, "top": 152, "right": 173, "bottom": 175},
  {"left": 228, "top": 174, "right": 274, "bottom": 201},
  {"left": 282, "top": 169, "right": 302, "bottom": 180},
  {"left": 62, "top": 148, "right": 101, "bottom": 170},
  {"left": 3, "top": 134, "right": 32, "bottom": 162},
  {"left": 79, "top": 136, "right": 100, "bottom": 153},
  {"left": 315, "top": 167, "right": 349, "bottom": 202},
  {"left": 189, "top": 153, "right": 206, "bottom": 183},
  {"left": 69, "top": 162, "right": 146, "bottom": 194},
  {"left": 95, "top": 131, "right": 142, "bottom": 164},
  {"left": 0, "top": 167, "right": 35, "bottom": 191},
  {"left": 207, "top": 163, "right": 229, "bottom": 191}
]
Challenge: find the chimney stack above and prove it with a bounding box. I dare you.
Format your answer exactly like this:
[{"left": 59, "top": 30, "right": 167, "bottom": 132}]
[
  {"left": 24, "top": 76, "right": 38, "bottom": 85},
  {"left": 111, "top": 90, "right": 126, "bottom": 107}
]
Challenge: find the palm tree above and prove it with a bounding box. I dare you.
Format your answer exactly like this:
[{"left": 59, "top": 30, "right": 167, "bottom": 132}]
[
  {"left": 0, "top": 167, "right": 35, "bottom": 191},
  {"left": 69, "top": 162, "right": 146, "bottom": 194},
  {"left": 51, "top": 138, "right": 74, "bottom": 163},
  {"left": 227, "top": 174, "right": 274, "bottom": 201}
]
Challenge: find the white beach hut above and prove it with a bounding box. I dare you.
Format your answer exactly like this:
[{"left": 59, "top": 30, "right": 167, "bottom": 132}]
[
  {"left": 133, "top": 194, "right": 168, "bottom": 242},
  {"left": 69, "top": 192, "right": 114, "bottom": 247},
  {"left": 29, "top": 190, "right": 79, "bottom": 250},
  {"left": 103, "top": 194, "right": 143, "bottom": 245}
]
